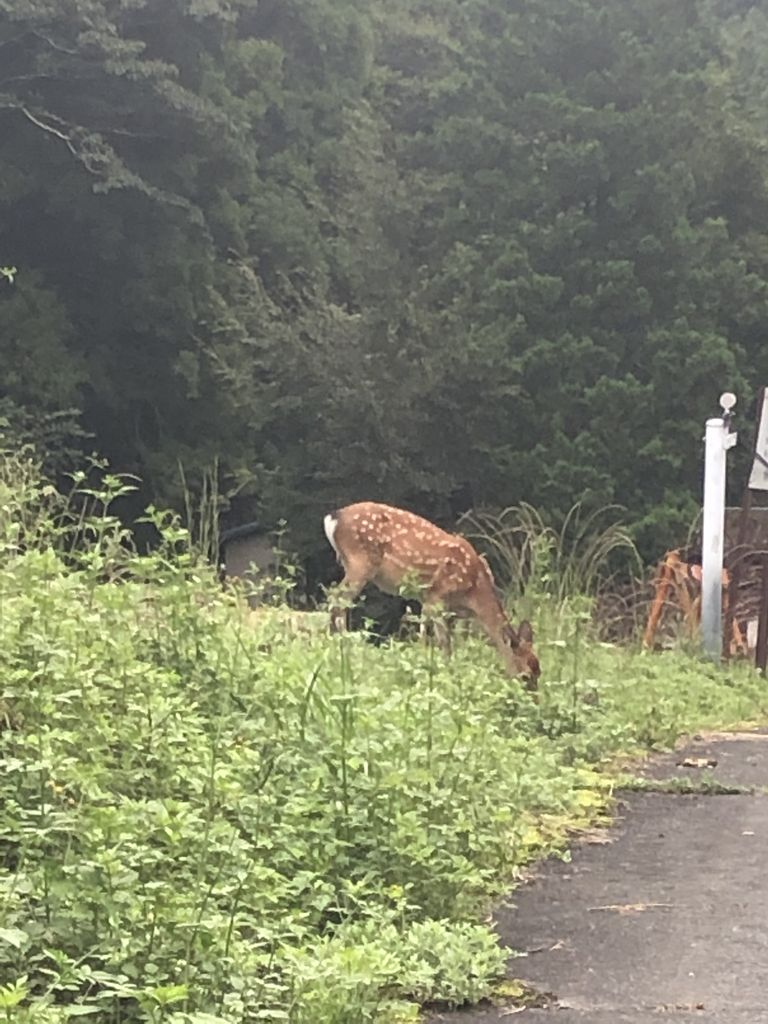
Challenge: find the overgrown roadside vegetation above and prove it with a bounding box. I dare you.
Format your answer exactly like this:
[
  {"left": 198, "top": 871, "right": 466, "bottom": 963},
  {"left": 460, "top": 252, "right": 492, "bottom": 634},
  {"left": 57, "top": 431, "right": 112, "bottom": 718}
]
[{"left": 2, "top": 452, "right": 767, "bottom": 1024}]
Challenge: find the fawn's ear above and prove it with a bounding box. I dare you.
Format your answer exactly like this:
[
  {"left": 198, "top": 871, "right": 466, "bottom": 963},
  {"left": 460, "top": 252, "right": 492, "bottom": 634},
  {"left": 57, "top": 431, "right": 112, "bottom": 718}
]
[
  {"left": 517, "top": 620, "right": 534, "bottom": 644},
  {"left": 502, "top": 623, "right": 520, "bottom": 647}
]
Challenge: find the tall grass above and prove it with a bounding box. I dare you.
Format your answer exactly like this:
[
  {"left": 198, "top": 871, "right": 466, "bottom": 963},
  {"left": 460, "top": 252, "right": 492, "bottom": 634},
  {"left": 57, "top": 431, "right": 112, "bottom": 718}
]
[
  {"left": 460, "top": 502, "right": 643, "bottom": 645},
  {"left": 1, "top": 451, "right": 766, "bottom": 1024},
  {"left": 462, "top": 501, "right": 640, "bottom": 603},
  {"left": 179, "top": 459, "right": 224, "bottom": 567}
]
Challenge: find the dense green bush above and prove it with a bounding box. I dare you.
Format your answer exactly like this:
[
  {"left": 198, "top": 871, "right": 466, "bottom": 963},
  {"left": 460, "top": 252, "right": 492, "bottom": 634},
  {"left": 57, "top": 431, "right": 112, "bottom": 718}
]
[{"left": 1, "top": 453, "right": 766, "bottom": 1022}]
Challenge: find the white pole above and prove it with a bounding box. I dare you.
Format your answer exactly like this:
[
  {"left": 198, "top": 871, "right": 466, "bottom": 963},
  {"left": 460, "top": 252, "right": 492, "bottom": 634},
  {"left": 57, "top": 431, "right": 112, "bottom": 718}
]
[{"left": 701, "top": 417, "right": 728, "bottom": 659}]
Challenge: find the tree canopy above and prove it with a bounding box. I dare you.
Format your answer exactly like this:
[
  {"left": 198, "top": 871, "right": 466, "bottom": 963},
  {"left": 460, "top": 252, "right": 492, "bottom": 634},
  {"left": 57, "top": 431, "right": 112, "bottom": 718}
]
[{"left": 2, "top": 0, "right": 768, "bottom": 564}]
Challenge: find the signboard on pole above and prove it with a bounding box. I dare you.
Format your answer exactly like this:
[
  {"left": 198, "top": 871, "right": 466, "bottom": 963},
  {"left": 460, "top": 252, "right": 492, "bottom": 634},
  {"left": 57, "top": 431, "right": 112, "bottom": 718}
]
[{"left": 749, "top": 388, "right": 768, "bottom": 491}]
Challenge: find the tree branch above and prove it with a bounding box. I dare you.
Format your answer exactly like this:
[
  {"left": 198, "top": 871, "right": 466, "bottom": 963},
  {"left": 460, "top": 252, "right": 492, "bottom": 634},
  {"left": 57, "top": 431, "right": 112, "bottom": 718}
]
[
  {"left": 30, "top": 30, "right": 79, "bottom": 57},
  {"left": 17, "top": 104, "right": 80, "bottom": 160}
]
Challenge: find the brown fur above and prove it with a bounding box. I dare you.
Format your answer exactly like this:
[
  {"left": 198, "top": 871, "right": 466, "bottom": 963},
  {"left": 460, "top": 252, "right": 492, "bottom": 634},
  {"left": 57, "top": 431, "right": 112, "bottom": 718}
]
[{"left": 325, "top": 501, "right": 540, "bottom": 687}]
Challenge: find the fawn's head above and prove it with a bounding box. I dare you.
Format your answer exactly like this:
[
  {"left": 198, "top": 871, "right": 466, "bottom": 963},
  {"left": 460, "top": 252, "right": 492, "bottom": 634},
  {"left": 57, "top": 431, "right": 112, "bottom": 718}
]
[{"left": 501, "top": 619, "right": 540, "bottom": 690}]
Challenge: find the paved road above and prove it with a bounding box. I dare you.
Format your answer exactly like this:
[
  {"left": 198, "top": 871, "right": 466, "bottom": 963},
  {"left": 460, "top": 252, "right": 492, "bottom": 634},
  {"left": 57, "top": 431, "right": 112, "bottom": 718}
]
[{"left": 432, "top": 732, "right": 768, "bottom": 1023}]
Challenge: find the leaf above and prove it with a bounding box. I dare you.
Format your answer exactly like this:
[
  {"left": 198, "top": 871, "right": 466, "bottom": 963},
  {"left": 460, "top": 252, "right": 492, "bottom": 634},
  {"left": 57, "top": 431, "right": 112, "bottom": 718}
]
[
  {"left": 147, "top": 984, "right": 189, "bottom": 1006},
  {"left": 0, "top": 978, "right": 28, "bottom": 1010},
  {"left": 0, "top": 927, "right": 29, "bottom": 950},
  {"left": 184, "top": 1015, "right": 234, "bottom": 1024},
  {"left": 168, "top": 1014, "right": 232, "bottom": 1024}
]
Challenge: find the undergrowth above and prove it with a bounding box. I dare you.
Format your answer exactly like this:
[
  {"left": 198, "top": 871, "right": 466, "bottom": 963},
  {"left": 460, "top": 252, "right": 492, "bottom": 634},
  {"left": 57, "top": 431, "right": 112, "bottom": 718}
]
[{"left": 1, "top": 451, "right": 766, "bottom": 1023}]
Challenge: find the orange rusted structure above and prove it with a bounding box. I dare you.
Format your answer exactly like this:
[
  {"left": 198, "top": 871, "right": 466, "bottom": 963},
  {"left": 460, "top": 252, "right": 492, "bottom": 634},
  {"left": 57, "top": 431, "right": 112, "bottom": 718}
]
[{"left": 643, "top": 549, "right": 746, "bottom": 654}]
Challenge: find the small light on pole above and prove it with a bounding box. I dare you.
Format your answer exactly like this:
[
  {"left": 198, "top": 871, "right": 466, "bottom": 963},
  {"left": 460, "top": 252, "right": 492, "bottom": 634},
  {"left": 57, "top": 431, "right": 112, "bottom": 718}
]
[{"left": 720, "top": 391, "right": 737, "bottom": 425}]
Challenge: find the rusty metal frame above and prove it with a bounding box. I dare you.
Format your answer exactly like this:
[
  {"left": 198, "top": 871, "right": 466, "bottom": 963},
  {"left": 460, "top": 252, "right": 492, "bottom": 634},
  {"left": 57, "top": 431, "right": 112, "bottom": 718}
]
[{"left": 643, "top": 548, "right": 745, "bottom": 654}]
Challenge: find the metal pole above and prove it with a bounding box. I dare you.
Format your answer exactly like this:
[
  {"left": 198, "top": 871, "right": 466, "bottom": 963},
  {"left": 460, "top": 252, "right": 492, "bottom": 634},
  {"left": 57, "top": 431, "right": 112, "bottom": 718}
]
[{"left": 701, "top": 416, "right": 728, "bottom": 658}]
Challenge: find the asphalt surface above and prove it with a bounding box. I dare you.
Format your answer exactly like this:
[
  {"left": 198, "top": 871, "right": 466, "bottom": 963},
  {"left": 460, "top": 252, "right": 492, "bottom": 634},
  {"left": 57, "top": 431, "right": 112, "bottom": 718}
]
[{"left": 431, "top": 731, "right": 768, "bottom": 1023}]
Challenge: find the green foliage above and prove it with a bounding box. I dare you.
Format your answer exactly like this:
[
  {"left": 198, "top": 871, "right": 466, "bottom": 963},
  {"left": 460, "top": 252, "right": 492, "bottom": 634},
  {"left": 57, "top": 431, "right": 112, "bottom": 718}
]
[
  {"left": 368, "top": 0, "right": 768, "bottom": 548},
  {"left": 462, "top": 502, "right": 641, "bottom": 610},
  {"left": 1, "top": 458, "right": 767, "bottom": 1022},
  {"left": 0, "top": 402, "right": 90, "bottom": 480},
  {"left": 2, "top": 1, "right": 768, "bottom": 559}
]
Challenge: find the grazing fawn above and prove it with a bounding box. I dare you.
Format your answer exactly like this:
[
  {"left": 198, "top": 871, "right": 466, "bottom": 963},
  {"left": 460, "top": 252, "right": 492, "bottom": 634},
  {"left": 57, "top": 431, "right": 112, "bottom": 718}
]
[{"left": 324, "top": 501, "right": 540, "bottom": 688}]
